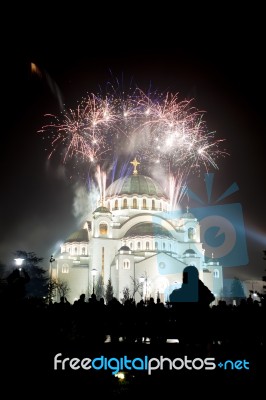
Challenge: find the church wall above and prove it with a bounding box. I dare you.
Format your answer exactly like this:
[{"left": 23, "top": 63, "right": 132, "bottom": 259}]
[
  {"left": 89, "top": 237, "right": 119, "bottom": 286},
  {"left": 116, "top": 253, "right": 136, "bottom": 302},
  {"left": 62, "top": 242, "right": 88, "bottom": 256},
  {"left": 202, "top": 270, "right": 214, "bottom": 293},
  {"left": 123, "top": 236, "right": 178, "bottom": 254},
  {"left": 134, "top": 255, "right": 185, "bottom": 301},
  {"left": 56, "top": 261, "right": 90, "bottom": 303},
  {"left": 110, "top": 260, "right": 119, "bottom": 299},
  {"left": 181, "top": 255, "right": 202, "bottom": 269},
  {"left": 108, "top": 196, "right": 166, "bottom": 213},
  {"left": 53, "top": 173, "right": 224, "bottom": 305},
  {"left": 208, "top": 264, "right": 223, "bottom": 298}
]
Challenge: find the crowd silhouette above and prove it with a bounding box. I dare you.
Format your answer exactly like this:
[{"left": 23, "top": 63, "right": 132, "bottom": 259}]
[
  {"left": 1, "top": 265, "right": 265, "bottom": 393},
  {"left": 1, "top": 265, "right": 265, "bottom": 350}
]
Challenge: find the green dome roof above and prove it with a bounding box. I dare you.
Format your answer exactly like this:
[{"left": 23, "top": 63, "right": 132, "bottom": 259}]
[
  {"left": 119, "top": 245, "right": 131, "bottom": 251},
  {"left": 125, "top": 222, "right": 173, "bottom": 238},
  {"left": 93, "top": 206, "right": 111, "bottom": 214},
  {"left": 106, "top": 174, "right": 167, "bottom": 198},
  {"left": 182, "top": 212, "right": 196, "bottom": 219},
  {"left": 183, "top": 249, "right": 196, "bottom": 255},
  {"left": 65, "top": 229, "right": 89, "bottom": 243}
]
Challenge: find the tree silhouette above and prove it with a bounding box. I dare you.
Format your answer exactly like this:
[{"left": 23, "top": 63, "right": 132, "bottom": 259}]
[
  {"left": 231, "top": 277, "right": 246, "bottom": 303},
  {"left": 262, "top": 250, "right": 266, "bottom": 284},
  {"left": 122, "top": 287, "right": 130, "bottom": 303},
  {"left": 13, "top": 250, "right": 47, "bottom": 298},
  {"left": 130, "top": 276, "right": 142, "bottom": 299},
  {"left": 47, "top": 278, "right": 70, "bottom": 302},
  {"left": 56, "top": 279, "right": 70, "bottom": 299},
  {"left": 95, "top": 275, "right": 105, "bottom": 300},
  {"left": 105, "top": 278, "right": 114, "bottom": 303},
  {"left": 0, "top": 261, "right": 7, "bottom": 279}
]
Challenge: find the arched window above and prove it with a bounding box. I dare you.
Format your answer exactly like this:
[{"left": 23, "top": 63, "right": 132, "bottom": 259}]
[
  {"left": 163, "top": 243, "right": 165, "bottom": 250},
  {"left": 99, "top": 223, "right": 108, "bottom": 235},
  {"left": 137, "top": 242, "right": 141, "bottom": 250},
  {"left": 152, "top": 199, "right": 155, "bottom": 210},
  {"left": 129, "top": 242, "right": 133, "bottom": 250},
  {"left": 115, "top": 200, "right": 118, "bottom": 210},
  {"left": 143, "top": 199, "right": 147, "bottom": 209},
  {"left": 155, "top": 242, "right": 158, "bottom": 250},
  {"left": 159, "top": 202, "right": 162, "bottom": 211},
  {"left": 82, "top": 247, "right": 86, "bottom": 255},
  {"left": 133, "top": 198, "right": 138, "bottom": 209},
  {"left": 74, "top": 247, "right": 77, "bottom": 254},
  {"left": 62, "top": 264, "right": 69, "bottom": 274},
  {"left": 214, "top": 269, "right": 219, "bottom": 278},
  {"left": 188, "top": 227, "right": 195, "bottom": 240},
  {"left": 123, "top": 198, "right": 127, "bottom": 208},
  {"left": 146, "top": 242, "right": 150, "bottom": 250},
  {"left": 123, "top": 259, "right": 130, "bottom": 269}
]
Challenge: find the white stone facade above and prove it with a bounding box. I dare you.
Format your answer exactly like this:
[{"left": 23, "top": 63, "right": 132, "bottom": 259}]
[{"left": 52, "top": 174, "right": 223, "bottom": 304}]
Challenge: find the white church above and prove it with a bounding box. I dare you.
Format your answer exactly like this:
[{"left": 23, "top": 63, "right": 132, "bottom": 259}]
[{"left": 51, "top": 159, "right": 223, "bottom": 304}]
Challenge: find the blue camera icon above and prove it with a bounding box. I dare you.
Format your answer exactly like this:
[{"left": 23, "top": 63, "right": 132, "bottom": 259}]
[{"left": 191, "top": 203, "right": 249, "bottom": 267}]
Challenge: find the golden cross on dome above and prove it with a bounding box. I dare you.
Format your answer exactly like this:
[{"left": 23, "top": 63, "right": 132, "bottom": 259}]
[{"left": 130, "top": 157, "right": 140, "bottom": 175}]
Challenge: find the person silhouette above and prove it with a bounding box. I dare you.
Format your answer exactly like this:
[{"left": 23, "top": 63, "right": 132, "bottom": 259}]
[
  {"left": 169, "top": 265, "right": 215, "bottom": 349},
  {"left": 169, "top": 265, "right": 215, "bottom": 307}
]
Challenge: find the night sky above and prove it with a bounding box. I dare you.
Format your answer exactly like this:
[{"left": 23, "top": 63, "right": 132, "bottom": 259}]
[{"left": 1, "top": 23, "right": 265, "bottom": 283}]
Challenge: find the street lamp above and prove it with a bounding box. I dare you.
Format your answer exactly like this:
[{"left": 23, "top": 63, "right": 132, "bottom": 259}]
[
  {"left": 14, "top": 258, "right": 24, "bottom": 268},
  {"left": 91, "top": 268, "right": 97, "bottom": 294},
  {"left": 49, "top": 255, "right": 55, "bottom": 279},
  {"left": 14, "top": 258, "right": 25, "bottom": 274},
  {"left": 49, "top": 255, "right": 55, "bottom": 302}
]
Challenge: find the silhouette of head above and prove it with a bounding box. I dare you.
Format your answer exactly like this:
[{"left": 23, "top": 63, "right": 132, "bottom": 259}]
[{"left": 183, "top": 265, "right": 199, "bottom": 284}]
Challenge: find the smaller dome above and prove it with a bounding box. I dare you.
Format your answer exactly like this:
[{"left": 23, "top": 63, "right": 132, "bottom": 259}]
[
  {"left": 183, "top": 249, "right": 196, "bottom": 255},
  {"left": 119, "top": 245, "right": 130, "bottom": 252},
  {"left": 125, "top": 222, "right": 173, "bottom": 238},
  {"left": 206, "top": 256, "right": 219, "bottom": 264},
  {"left": 93, "top": 206, "right": 111, "bottom": 214},
  {"left": 65, "top": 229, "right": 89, "bottom": 243},
  {"left": 182, "top": 212, "right": 196, "bottom": 219}
]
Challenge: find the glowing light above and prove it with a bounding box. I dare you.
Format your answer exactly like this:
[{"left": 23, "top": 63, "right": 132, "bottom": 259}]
[
  {"left": 14, "top": 258, "right": 24, "bottom": 266},
  {"left": 115, "top": 372, "right": 125, "bottom": 380}
]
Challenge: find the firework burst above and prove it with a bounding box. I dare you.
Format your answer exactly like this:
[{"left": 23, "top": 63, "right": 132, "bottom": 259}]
[{"left": 39, "top": 83, "right": 228, "bottom": 200}]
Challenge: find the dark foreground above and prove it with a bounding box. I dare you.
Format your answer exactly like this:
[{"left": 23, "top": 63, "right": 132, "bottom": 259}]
[
  {"left": 1, "top": 297, "right": 265, "bottom": 396},
  {"left": 3, "top": 337, "right": 265, "bottom": 396}
]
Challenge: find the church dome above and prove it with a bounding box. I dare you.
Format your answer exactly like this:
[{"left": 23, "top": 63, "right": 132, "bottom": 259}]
[
  {"left": 125, "top": 222, "right": 173, "bottom": 238},
  {"left": 183, "top": 249, "right": 196, "bottom": 255},
  {"left": 119, "top": 245, "right": 131, "bottom": 251},
  {"left": 182, "top": 212, "right": 196, "bottom": 219},
  {"left": 65, "top": 229, "right": 89, "bottom": 243},
  {"left": 93, "top": 206, "right": 111, "bottom": 214},
  {"left": 105, "top": 174, "right": 167, "bottom": 199}
]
